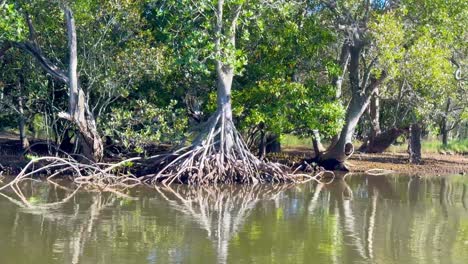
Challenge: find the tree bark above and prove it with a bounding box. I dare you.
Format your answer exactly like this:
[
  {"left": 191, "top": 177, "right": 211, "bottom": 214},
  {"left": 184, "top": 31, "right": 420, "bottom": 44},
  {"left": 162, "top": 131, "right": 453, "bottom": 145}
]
[
  {"left": 334, "top": 43, "right": 350, "bottom": 99},
  {"left": 359, "top": 127, "right": 407, "bottom": 153},
  {"left": 312, "top": 130, "right": 323, "bottom": 159},
  {"left": 319, "top": 42, "right": 387, "bottom": 170},
  {"left": 10, "top": 6, "right": 103, "bottom": 161},
  {"left": 408, "top": 123, "right": 422, "bottom": 164},
  {"left": 257, "top": 123, "right": 266, "bottom": 159},
  {"left": 17, "top": 80, "right": 29, "bottom": 150},
  {"left": 440, "top": 98, "right": 451, "bottom": 146},
  {"left": 368, "top": 92, "right": 381, "bottom": 147},
  {"left": 57, "top": 7, "right": 103, "bottom": 161},
  {"left": 214, "top": 0, "right": 236, "bottom": 153}
]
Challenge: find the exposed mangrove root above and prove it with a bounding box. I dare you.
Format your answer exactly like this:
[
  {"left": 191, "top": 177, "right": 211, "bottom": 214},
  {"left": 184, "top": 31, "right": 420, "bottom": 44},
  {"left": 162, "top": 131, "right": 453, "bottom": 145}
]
[
  {"left": 145, "top": 111, "right": 312, "bottom": 185},
  {"left": 0, "top": 155, "right": 142, "bottom": 208},
  {"left": 0, "top": 111, "right": 330, "bottom": 189}
]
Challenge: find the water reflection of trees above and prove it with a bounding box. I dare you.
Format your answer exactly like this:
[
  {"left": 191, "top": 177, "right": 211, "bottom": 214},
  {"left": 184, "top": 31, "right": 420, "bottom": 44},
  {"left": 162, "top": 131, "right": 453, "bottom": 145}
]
[
  {"left": 0, "top": 182, "right": 292, "bottom": 264},
  {"left": 155, "top": 184, "right": 292, "bottom": 264},
  {"left": 326, "top": 175, "right": 468, "bottom": 264},
  {"left": 228, "top": 175, "right": 468, "bottom": 264},
  {"left": 1, "top": 176, "right": 468, "bottom": 264}
]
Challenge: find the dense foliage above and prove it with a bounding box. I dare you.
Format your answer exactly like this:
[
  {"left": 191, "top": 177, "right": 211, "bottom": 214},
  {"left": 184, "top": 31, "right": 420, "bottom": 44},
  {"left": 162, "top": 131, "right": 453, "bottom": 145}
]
[{"left": 0, "top": 0, "right": 466, "bottom": 158}]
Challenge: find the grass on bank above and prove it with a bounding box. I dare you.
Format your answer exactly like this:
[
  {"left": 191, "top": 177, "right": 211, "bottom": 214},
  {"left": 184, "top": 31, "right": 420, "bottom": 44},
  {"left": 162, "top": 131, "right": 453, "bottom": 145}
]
[{"left": 281, "top": 134, "right": 468, "bottom": 154}]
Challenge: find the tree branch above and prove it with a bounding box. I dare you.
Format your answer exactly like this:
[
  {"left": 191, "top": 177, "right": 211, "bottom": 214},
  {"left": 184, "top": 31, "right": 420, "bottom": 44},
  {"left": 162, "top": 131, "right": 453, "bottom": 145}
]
[
  {"left": 25, "top": 12, "right": 37, "bottom": 42},
  {"left": 12, "top": 41, "right": 68, "bottom": 83},
  {"left": 366, "top": 70, "right": 387, "bottom": 97},
  {"left": 230, "top": 4, "right": 243, "bottom": 41}
]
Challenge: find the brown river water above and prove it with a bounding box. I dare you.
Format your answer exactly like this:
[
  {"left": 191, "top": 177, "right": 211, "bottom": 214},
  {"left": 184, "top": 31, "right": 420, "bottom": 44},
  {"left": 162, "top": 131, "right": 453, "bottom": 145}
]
[{"left": 0, "top": 174, "right": 467, "bottom": 264}]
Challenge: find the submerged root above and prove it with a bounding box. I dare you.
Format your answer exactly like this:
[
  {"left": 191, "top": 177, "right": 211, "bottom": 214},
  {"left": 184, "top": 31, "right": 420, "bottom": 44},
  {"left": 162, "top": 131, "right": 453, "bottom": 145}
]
[{"left": 145, "top": 111, "right": 313, "bottom": 185}]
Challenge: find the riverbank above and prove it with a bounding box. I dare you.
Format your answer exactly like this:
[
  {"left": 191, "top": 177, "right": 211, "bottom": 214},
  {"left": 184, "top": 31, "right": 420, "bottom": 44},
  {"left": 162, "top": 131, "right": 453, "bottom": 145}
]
[
  {"left": 1, "top": 132, "right": 467, "bottom": 177},
  {"left": 282, "top": 147, "right": 468, "bottom": 176}
]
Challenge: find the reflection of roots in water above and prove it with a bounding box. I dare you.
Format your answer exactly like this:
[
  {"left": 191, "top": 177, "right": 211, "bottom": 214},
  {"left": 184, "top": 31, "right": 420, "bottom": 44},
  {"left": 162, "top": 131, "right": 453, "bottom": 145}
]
[
  {"left": 0, "top": 155, "right": 142, "bottom": 208},
  {"left": 6, "top": 182, "right": 117, "bottom": 264},
  {"left": 155, "top": 184, "right": 292, "bottom": 264},
  {"left": 0, "top": 156, "right": 142, "bottom": 195}
]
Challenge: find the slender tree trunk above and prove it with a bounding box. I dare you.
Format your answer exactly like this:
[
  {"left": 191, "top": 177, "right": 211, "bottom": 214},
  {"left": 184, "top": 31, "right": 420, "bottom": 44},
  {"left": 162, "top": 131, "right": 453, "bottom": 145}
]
[
  {"left": 12, "top": 7, "right": 103, "bottom": 161},
  {"left": 312, "top": 130, "right": 324, "bottom": 158},
  {"left": 408, "top": 123, "right": 422, "bottom": 164},
  {"left": 441, "top": 98, "right": 451, "bottom": 146},
  {"left": 359, "top": 91, "right": 400, "bottom": 153},
  {"left": 257, "top": 123, "right": 266, "bottom": 159},
  {"left": 334, "top": 44, "right": 350, "bottom": 99},
  {"left": 17, "top": 79, "right": 29, "bottom": 150},
  {"left": 16, "top": 76, "right": 29, "bottom": 150},
  {"left": 58, "top": 7, "right": 103, "bottom": 161},
  {"left": 441, "top": 121, "right": 448, "bottom": 146},
  {"left": 18, "top": 95, "right": 29, "bottom": 150},
  {"left": 214, "top": 0, "right": 236, "bottom": 153},
  {"left": 368, "top": 92, "right": 381, "bottom": 148}
]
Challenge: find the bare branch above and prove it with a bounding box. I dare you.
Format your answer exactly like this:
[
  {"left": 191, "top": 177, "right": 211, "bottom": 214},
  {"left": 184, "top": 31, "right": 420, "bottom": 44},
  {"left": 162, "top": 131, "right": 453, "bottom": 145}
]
[
  {"left": 25, "top": 12, "right": 37, "bottom": 42},
  {"left": 12, "top": 41, "right": 68, "bottom": 83}
]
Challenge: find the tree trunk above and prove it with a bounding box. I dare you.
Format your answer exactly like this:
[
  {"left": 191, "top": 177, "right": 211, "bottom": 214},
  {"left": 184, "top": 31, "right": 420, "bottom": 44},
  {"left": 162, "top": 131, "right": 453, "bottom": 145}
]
[
  {"left": 18, "top": 95, "right": 29, "bottom": 150},
  {"left": 265, "top": 134, "right": 281, "bottom": 153},
  {"left": 319, "top": 94, "right": 365, "bottom": 170},
  {"left": 12, "top": 7, "right": 103, "bottom": 161},
  {"left": 359, "top": 127, "right": 407, "bottom": 153},
  {"left": 441, "top": 122, "right": 448, "bottom": 146},
  {"left": 312, "top": 130, "right": 324, "bottom": 158},
  {"left": 368, "top": 92, "right": 381, "bottom": 147},
  {"left": 441, "top": 98, "right": 451, "bottom": 146},
  {"left": 408, "top": 123, "right": 422, "bottom": 164},
  {"left": 318, "top": 42, "right": 387, "bottom": 170},
  {"left": 257, "top": 123, "right": 266, "bottom": 159},
  {"left": 16, "top": 78, "right": 30, "bottom": 151},
  {"left": 334, "top": 43, "right": 350, "bottom": 99},
  {"left": 59, "top": 8, "right": 103, "bottom": 161},
  {"left": 358, "top": 91, "right": 409, "bottom": 153}
]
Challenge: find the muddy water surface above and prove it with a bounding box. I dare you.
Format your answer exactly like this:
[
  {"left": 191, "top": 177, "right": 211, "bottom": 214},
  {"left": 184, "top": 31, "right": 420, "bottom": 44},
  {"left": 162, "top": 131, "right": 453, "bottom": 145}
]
[{"left": 0, "top": 174, "right": 467, "bottom": 264}]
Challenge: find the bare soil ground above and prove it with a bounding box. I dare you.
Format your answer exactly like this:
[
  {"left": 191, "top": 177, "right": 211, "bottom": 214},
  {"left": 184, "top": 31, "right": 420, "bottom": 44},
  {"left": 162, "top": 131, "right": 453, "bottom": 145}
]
[
  {"left": 348, "top": 152, "right": 468, "bottom": 175},
  {"left": 283, "top": 146, "right": 468, "bottom": 176}
]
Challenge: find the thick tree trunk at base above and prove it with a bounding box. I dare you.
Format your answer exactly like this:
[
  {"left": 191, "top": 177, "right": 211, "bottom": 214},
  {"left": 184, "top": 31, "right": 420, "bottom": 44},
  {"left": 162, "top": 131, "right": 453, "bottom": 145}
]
[
  {"left": 318, "top": 93, "right": 365, "bottom": 170},
  {"left": 359, "top": 127, "right": 407, "bottom": 153},
  {"left": 441, "top": 128, "right": 448, "bottom": 146},
  {"left": 408, "top": 123, "right": 422, "bottom": 164}
]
